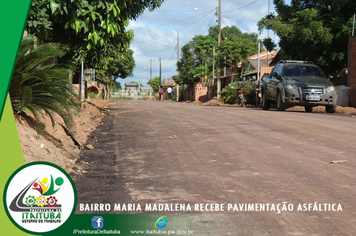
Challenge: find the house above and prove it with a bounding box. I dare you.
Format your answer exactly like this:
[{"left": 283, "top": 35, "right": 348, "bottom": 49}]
[
  {"left": 71, "top": 68, "right": 103, "bottom": 99},
  {"left": 125, "top": 83, "right": 139, "bottom": 92},
  {"left": 160, "top": 78, "right": 176, "bottom": 100},
  {"left": 242, "top": 50, "right": 279, "bottom": 84}
]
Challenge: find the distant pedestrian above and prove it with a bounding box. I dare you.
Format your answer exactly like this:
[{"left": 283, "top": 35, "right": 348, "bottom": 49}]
[
  {"left": 167, "top": 86, "right": 172, "bottom": 100},
  {"left": 159, "top": 86, "right": 163, "bottom": 101}
]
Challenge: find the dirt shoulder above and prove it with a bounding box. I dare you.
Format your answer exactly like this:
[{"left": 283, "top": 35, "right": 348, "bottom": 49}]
[
  {"left": 200, "top": 98, "right": 356, "bottom": 116},
  {"left": 16, "top": 98, "right": 109, "bottom": 174}
]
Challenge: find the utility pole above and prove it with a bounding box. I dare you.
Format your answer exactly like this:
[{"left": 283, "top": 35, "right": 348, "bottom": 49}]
[
  {"left": 159, "top": 57, "right": 162, "bottom": 101},
  {"left": 150, "top": 59, "right": 152, "bottom": 81},
  {"left": 267, "top": 0, "right": 270, "bottom": 68},
  {"left": 257, "top": 42, "right": 260, "bottom": 88},
  {"left": 80, "top": 59, "right": 84, "bottom": 101},
  {"left": 177, "top": 32, "right": 180, "bottom": 102},
  {"left": 217, "top": 0, "right": 222, "bottom": 101},
  {"left": 212, "top": 46, "right": 215, "bottom": 82},
  {"left": 353, "top": 13, "right": 355, "bottom": 36},
  {"left": 150, "top": 58, "right": 153, "bottom": 99},
  {"left": 159, "top": 57, "right": 162, "bottom": 87},
  {"left": 139, "top": 74, "right": 141, "bottom": 92}
]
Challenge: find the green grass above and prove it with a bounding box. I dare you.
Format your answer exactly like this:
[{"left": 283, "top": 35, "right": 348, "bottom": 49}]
[
  {"left": 87, "top": 92, "right": 97, "bottom": 99},
  {"left": 111, "top": 94, "right": 134, "bottom": 100}
]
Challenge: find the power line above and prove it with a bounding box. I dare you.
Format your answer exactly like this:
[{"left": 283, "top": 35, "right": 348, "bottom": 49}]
[
  {"left": 163, "top": 47, "right": 177, "bottom": 64},
  {"left": 202, "top": 11, "right": 217, "bottom": 35},
  {"left": 149, "top": 9, "right": 207, "bottom": 13},
  {"left": 130, "top": 10, "right": 214, "bottom": 31},
  {"left": 222, "top": 0, "right": 259, "bottom": 13},
  {"left": 131, "top": 9, "right": 215, "bottom": 46},
  {"left": 137, "top": 10, "right": 215, "bottom": 53}
]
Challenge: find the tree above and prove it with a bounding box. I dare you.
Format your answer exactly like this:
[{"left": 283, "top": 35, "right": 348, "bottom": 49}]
[
  {"left": 219, "top": 37, "right": 258, "bottom": 83},
  {"left": 177, "top": 26, "right": 261, "bottom": 100},
  {"left": 177, "top": 43, "right": 199, "bottom": 85},
  {"left": 147, "top": 76, "right": 160, "bottom": 93},
  {"left": 9, "top": 35, "right": 79, "bottom": 132},
  {"left": 112, "top": 49, "right": 135, "bottom": 79},
  {"left": 113, "top": 81, "right": 122, "bottom": 90},
  {"left": 209, "top": 26, "right": 260, "bottom": 43},
  {"left": 94, "top": 69, "right": 111, "bottom": 95},
  {"left": 90, "top": 46, "right": 135, "bottom": 99},
  {"left": 26, "top": 0, "right": 165, "bottom": 67},
  {"left": 258, "top": 0, "right": 356, "bottom": 74},
  {"left": 191, "top": 35, "right": 216, "bottom": 83}
]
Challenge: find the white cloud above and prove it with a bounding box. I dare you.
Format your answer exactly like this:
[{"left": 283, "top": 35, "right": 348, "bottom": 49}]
[{"left": 121, "top": 0, "right": 278, "bottom": 87}]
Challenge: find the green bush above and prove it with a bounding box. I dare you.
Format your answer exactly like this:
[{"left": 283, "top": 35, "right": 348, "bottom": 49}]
[
  {"left": 241, "top": 83, "right": 255, "bottom": 105},
  {"left": 87, "top": 92, "right": 97, "bottom": 99},
  {"left": 115, "top": 94, "right": 133, "bottom": 100},
  {"left": 220, "top": 86, "right": 238, "bottom": 104},
  {"left": 9, "top": 35, "right": 79, "bottom": 133}
]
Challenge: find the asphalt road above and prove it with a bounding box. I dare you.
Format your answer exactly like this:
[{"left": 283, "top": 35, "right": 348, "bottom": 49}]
[{"left": 74, "top": 100, "right": 356, "bottom": 235}]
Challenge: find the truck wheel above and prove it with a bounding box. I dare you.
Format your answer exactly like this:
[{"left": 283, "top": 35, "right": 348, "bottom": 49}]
[
  {"left": 326, "top": 105, "right": 336, "bottom": 113},
  {"left": 305, "top": 106, "right": 313, "bottom": 112},
  {"left": 262, "top": 91, "right": 270, "bottom": 110},
  {"left": 276, "top": 91, "right": 286, "bottom": 111}
]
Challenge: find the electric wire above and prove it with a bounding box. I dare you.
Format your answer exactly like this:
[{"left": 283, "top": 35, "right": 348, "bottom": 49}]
[
  {"left": 130, "top": 2, "right": 260, "bottom": 81},
  {"left": 222, "top": 0, "right": 259, "bottom": 13},
  {"left": 137, "top": 9, "right": 215, "bottom": 53},
  {"left": 131, "top": 9, "right": 215, "bottom": 45},
  {"left": 202, "top": 12, "right": 217, "bottom": 35},
  {"left": 163, "top": 47, "right": 177, "bottom": 64},
  {"left": 130, "top": 10, "right": 212, "bottom": 31}
]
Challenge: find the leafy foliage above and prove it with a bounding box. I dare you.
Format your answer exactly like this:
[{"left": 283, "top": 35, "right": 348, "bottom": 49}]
[
  {"left": 177, "top": 26, "right": 261, "bottom": 86},
  {"left": 219, "top": 85, "right": 238, "bottom": 104},
  {"left": 177, "top": 43, "right": 199, "bottom": 85},
  {"left": 219, "top": 37, "right": 258, "bottom": 81},
  {"left": 147, "top": 76, "right": 160, "bottom": 93},
  {"left": 262, "top": 37, "right": 277, "bottom": 52},
  {"left": 26, "top": 0, "right": 164, "bottom": 68},
  {"left": 258, "top": 0, "right": 356, "bottom": 73},
  {"left": 87, "top": 47, "right": 135, "bottom": 98},
  {"left": 9, "top": 35, "right": 79, "bottom": 132},
  {"left": 209, "top": 26, "right": 260, "bottom": 44},
  {"left": 241, "top": 83, "right": 255, "bottom": 105}
]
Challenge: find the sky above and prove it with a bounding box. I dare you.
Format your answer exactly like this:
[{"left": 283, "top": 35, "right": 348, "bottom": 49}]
[{"left": 122, "top": 0, "right": 282, "bottom": 88}]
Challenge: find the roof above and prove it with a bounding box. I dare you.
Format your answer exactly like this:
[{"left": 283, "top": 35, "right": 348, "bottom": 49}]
[
  {"left": 247, "top": 50, "right": 278, "bottom": 60},
  {"left": 237, "top": 50, "right": 278, "bottom": 68},
  {"left": 248, "top": 58, "right": 273, "bottom": 69},
  {"left": 162, "top": 83, "right": 174, "bottom": 87},
  {"left": 125, "top": 83, "right": 139, "bottom": 87},
  {"left": 243, "top": 70, "right": 258, "bottom": 76}
]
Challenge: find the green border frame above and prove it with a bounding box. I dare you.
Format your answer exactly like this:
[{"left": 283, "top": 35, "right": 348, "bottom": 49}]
[
  {"left": 0, "top": 0, "right": 32, "bottom": 121},
  {"left": 3, "top": 161, "right": 78, "bottom": 235}
]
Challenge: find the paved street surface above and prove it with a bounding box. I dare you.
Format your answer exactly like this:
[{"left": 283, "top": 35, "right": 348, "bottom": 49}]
[{"left": 74, "top": 100, "right": 356, "bottom": 235}]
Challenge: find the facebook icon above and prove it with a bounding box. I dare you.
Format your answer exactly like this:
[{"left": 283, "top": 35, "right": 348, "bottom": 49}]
[{"left": 92, "top": 216, "right": 104, "bottom": 229}]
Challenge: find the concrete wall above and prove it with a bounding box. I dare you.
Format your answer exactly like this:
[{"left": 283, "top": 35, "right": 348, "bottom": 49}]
[
  {"left": 260, "top": 67, "right": 273, "bottom": 80},
  {"left": 195, "top": 83, "right": 208, "bottom": 102},
  {"left": 349, "top": 36, "right": 356, "bottom": 107}
]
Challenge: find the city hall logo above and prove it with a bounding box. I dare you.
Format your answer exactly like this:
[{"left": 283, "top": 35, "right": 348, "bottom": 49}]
[{"left": 3, "top": 162, "right": 77, "bottom": 234}]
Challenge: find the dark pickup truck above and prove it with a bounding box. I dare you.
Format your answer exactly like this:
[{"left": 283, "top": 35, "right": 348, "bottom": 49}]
[{"left": 261, "top": 60, "right": 337, "bottom": 113}]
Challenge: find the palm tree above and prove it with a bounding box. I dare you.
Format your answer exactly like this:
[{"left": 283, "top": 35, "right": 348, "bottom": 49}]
[{"left": 9, "top": 35, "right": 79, "bottom": 132}]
